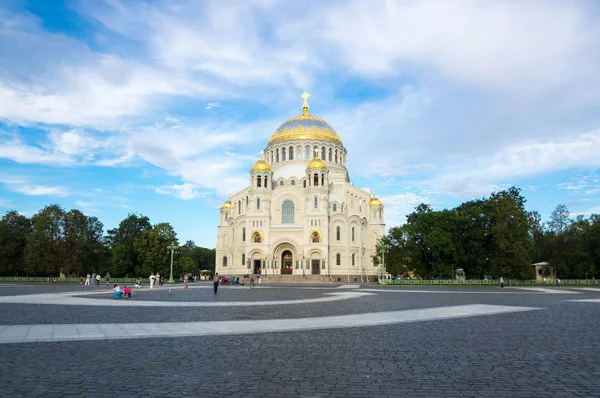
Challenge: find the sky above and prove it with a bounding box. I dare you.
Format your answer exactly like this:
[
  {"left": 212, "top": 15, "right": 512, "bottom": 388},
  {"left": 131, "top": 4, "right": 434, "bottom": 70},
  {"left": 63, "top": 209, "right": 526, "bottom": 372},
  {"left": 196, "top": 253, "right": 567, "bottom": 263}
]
[{"left": 1, "top": 0, "right": 600, "bottom": 248}]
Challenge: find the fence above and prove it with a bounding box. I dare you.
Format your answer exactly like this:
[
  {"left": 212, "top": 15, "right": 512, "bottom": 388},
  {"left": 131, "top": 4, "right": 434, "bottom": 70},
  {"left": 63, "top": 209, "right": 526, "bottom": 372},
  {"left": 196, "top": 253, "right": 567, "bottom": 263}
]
[
  {"left": 381, "top": 279, "right": 596, "bottom": 286},
  {"left": 0, "top": 276, "right": 139, "bottom": 284}
]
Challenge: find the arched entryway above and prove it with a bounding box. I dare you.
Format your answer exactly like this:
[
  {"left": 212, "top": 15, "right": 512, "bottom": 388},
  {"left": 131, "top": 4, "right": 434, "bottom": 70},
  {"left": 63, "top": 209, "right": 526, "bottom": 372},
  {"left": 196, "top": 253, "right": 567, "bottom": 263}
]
[{"left": 273, "top": 242, "right": 298, "bottom": 275}]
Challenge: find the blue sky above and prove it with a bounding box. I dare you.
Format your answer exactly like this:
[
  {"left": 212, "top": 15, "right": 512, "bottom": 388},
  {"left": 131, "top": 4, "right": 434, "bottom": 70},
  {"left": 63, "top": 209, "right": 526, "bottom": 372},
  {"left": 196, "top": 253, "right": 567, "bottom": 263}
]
[{"left": 1, "top": 0, "right": 600, "bottom": 248}]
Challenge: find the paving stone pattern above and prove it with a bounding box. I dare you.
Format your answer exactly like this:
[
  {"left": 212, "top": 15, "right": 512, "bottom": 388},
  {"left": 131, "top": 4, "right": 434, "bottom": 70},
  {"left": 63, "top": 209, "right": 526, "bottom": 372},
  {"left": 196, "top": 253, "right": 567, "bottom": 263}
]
[{"left": 0, "top": 283, "right": 599, "bottom": 397}]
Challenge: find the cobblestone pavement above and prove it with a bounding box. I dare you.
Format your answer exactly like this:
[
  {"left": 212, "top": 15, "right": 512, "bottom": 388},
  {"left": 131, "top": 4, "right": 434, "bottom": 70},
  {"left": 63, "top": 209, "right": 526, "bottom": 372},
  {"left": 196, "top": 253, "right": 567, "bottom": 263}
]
[{"left": 0, "top": 283, "right": 599, "bottom": 397}]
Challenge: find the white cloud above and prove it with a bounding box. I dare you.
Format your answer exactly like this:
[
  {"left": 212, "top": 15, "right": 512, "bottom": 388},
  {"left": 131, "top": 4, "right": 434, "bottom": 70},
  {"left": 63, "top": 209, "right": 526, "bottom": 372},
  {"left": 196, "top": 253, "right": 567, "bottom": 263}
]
[
  {"left": 205, "top": 101, "right": 221, "bottom": 110},
  {"left": 0, "top": 197, "right": 13, "bottom": 208},
  {"left": 155, "top": 182, "right": 201, "bottom": 200},
  {"left": 380, "top": 192, "right": 431, "bottom": 227}
]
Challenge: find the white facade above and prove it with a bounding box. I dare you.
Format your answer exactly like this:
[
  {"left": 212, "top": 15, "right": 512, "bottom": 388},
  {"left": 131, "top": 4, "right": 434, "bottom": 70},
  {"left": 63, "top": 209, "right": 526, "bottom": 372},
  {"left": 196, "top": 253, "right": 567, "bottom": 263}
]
[{"left": 216, "top": 94, "right": 385, "bottom": 280}]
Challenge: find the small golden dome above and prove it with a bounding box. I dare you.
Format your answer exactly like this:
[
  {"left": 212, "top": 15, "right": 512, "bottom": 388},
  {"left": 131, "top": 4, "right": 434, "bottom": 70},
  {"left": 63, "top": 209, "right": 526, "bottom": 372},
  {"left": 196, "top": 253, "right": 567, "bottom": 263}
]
[
  {"left": 370, "top": 195, "right": 382, "bottom": 207},
  {"left": 307, "top": 156, "right": 327, "bottom": 170},
  {"left": 251, "top": 158, "right": 272, "bottom": 172},
  {"left": 221, "top": 197, "right": 232, "bottom": 209}
]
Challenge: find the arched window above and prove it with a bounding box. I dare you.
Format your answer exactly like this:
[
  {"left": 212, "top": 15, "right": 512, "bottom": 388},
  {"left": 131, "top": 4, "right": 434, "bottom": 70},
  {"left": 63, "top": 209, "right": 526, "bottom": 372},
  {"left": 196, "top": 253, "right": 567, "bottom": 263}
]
[
  {"left": 321, "top": 146, "right": 326, "bottom": 160},
  {"left": 282, "top": 147, "right": 286, "bottom": 161},
  {"left": 291, "top": 180, "right": 295, "bottom": 186},
  {"left": 313, "top": 173, "right": 318, "bottom": 186},
  {"left": 257, "top": 198, "right": 261, "bottom": 210},
  {"left": 276, "top": 149, "right": 279, "bottom": 162},
  {"left": 305, "top": 145, "right": 310, "bottom": 159},
  {"left": 296, "top": 145, "right": 301, "bottom": 159},
  {"left": 242, "top": 254, "right": 245, "bottom": 265},
  {"left": 380, "top": 209, "right": 382, "bottom": 219},
  {"left": 336, "top": 226, "right": 341, "bottom": 240},
  {"left": 352, "top": 227, "right": 355, "bottom": 242},
  {"left": 328, "top": 148, "right": 332, "bottom": 161},
  {"left": 280, "top": 181, "right": 284, "bottom": 186},
  {"left": 303, "top": 180, "right": 307, "bottom": 188},
  {"left": 223, "top": 256, "right": 228, "bottom": 267},
  {"left": 336, "top": 253, "right": 341, "bottom": 266},
  {"left": 321, "top": 174, "right": 324, "bottom": 186},
  {"left": 313, "top": 145, "right": 319, "bottom": 158},
  {"left": 333, "top": 204, "right": 337, "bottom": 212},
  {"left": 270, "top": 150, "right": 273, "bottom": 163},
  {"left": 257, "top": 175, "right": 262, "bottom": 188},
  {"left": 352, "top": 253, "right": 355, "bottom": 266},
  {"left": 311, "top": 232, "right": 320, "bottom": 243},
  {"left": 242, "top": 227, "right": 246, "bottom": 241},
  {"left": 335, "top": 150, "right": 338, "bottom": 163},
  {"left": 289, "top": 146, "right": 294, "bottom": 160},
  {"left": 238, "top": 201, "right": 241, "bottom": 213},
  {"left": 314, "top": 196, "right": 318, "bottom": 209},
  {"left": 282, "top": 200, "right": 295, "bottom": 224},
  {"left": 359, "top": 198, "right": 362, "bottom": 212}
]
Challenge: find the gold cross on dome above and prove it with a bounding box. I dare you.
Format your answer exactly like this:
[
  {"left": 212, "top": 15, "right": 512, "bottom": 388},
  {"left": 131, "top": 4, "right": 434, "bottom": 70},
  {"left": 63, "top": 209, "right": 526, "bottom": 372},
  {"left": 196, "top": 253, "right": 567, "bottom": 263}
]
[{"left": 301, "top": 91, "right": 310, "bottom": 114}]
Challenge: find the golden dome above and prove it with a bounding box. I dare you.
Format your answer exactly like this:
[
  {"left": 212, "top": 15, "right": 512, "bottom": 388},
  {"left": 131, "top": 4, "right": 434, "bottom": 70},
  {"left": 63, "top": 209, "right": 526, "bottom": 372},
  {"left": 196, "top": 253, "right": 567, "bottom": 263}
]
[
  {"left": 307, "top": 156, "right": 327, "bottom": 170},
  {"left": 268, "top": 92, "right": 342, "bottom": 145},
  {"left": 251, "top": 158, "right": 272, "bottom": 172},
  {"left": 221, "top": 197, "right": 232, "bottom": 209},
  {"left": 369, "top": 195, "right": 383, "bottom": 207}
]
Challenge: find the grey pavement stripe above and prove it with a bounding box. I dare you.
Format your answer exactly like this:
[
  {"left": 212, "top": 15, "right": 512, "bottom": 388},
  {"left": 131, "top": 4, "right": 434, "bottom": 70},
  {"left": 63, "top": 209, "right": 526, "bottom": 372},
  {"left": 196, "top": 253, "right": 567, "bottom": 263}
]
[
  {"left": 567, "top": 298, "right": 600, "bottom": 303},
  {"left": 566, "top": 287, "right": 600, "bottom": 292},
  {"left": 0, "top": 291, "right": 374, "bottom": 307},
  {"left": 360, "top": 288, "right": 575, "bottom": 294},
  {"left": 514, "top": 287, "right": 582, "bottom": 294},
  {"left": 0, "top": 304, "right": 539, "bottom": 344}
]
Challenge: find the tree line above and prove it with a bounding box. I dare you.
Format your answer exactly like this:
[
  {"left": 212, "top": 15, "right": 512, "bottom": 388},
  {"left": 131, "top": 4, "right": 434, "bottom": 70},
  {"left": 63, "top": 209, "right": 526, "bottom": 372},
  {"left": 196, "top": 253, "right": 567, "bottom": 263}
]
[
  {"left": 378, "top": 187, "right": 600, "bottom": 280},
  {"left": 0, "top": 204, "right": 216, "bottom": 278}
]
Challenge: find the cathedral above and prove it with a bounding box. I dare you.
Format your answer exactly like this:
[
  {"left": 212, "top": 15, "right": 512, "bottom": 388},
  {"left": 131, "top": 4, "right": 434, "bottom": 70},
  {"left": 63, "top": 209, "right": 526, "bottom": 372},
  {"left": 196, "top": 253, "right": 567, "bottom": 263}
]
[{"left": 215, "top": 93, "right": 385, "bottom": 282}]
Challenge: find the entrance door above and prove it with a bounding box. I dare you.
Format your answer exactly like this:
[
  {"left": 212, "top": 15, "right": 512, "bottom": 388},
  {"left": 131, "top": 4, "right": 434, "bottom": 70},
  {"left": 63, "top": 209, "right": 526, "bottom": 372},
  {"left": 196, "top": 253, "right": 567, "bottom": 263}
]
[
  {"left": 311, "top": 259, "right": 320, "bottom": 275},
  {"left": 253, "top": 260, "right": 261, "bottom": 274},
  {"left": 281, "top": 250, "right": 293, "bottom": 274}
]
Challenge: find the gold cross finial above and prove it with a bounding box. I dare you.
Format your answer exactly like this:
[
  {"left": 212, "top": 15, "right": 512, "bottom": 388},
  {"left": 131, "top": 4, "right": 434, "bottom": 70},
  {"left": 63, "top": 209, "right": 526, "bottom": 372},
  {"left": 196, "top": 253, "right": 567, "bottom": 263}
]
[{"left": 301, "top": 91, "right": 310, "bottom": 115}]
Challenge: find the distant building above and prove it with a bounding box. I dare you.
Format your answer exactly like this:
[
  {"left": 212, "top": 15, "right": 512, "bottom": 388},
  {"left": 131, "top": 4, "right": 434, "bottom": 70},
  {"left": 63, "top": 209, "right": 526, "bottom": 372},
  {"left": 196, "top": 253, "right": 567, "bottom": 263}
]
[{"left": 533, "top": 261, "right": 555, "bottom": 280}]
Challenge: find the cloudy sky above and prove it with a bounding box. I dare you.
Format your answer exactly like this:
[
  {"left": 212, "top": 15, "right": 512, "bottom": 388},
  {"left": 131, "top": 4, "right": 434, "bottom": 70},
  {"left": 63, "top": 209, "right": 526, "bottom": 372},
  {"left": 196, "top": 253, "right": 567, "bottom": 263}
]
[{"left": 1, "top": 0, "right": 599, "bottom": 247}]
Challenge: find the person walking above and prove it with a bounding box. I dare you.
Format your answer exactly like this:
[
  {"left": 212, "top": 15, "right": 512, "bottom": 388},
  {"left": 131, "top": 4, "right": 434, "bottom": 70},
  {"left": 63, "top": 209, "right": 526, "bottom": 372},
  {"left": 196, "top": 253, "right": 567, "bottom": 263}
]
[
  {"left": 499, "top": 277, "right": 504, "bottom": 289},
  {"left": 96, "top": 274, "right": 101, "bottom": 286},
  {"left": 155, "top": 272, "right": 160, "bottom": 288},
  {"left": 543, "top": 277, "right": 547, "bottom": 287},
  {"left": 85, "top": 273, "right": 91, "bottom": 287},
  {"left": 213, "top": 273, "right": 220, "bottom": 295},
  {"left": 149, "top": 273, "right": 155, "bottom": 290},
  {"left": 184, "top": 274, "right": 189, "bottom": 289},
  {"left": 105, "top": 272, "right": 111, "bottom": 286},
  {"left": 592, "top": 277, "right": 596, "bottom": 286}
]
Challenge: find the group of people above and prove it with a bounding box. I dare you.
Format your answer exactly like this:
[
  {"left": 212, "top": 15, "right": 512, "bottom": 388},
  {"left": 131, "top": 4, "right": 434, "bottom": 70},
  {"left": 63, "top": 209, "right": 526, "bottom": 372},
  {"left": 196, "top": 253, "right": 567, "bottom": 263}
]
[
  {"left": 148, "top": 272, "right": 164, "bottom": 290},
  {"left": 113, "top": 284, "right": 131, "bottom": 299},
  {"left": 84, "top": 273, "right": 110, "bottom": 286}
]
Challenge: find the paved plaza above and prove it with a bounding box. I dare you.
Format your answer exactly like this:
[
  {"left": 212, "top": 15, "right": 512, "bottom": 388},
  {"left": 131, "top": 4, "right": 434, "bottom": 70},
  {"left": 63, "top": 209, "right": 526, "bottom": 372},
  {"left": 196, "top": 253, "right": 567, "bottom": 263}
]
[{"left": 0, "top": 282, "right": 599, "bottom": 397}]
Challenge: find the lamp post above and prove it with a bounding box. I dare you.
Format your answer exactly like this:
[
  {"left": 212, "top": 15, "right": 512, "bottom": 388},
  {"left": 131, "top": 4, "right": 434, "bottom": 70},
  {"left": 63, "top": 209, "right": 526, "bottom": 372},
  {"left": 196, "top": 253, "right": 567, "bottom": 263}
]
[
  {"left": 167, "top": 241, "right": 177, "bottom": 283},
  {"left": 377, "top": 241, "right": 388, "bottom": 284}
]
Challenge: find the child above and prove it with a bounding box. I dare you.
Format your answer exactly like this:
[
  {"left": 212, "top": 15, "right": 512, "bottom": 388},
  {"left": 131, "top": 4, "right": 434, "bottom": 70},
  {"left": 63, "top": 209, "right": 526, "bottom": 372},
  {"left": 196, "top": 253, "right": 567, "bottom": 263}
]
[
  {"left": 135, "top": 278, "right": 141, "bottom": 289},
  {"left": 113, "top": 284, "right": 122, "bottom": 299},
  {"left": 123, "top": 285, "right": 131, "bottom": 298},
  {"left": 250, "top": 278, "right": 255, "bottom": 288}
]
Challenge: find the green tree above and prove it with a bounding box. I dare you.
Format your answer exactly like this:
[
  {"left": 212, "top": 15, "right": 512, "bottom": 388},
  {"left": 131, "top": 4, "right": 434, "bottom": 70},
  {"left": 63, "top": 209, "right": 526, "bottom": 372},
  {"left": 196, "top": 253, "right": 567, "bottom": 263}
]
[
  {"left": 0, "top": 211, "right": 32, "bottom": 275},
  {"left": 133, "top": 222, "right": 178, "bottom": 277},
  {"left": 107, "top": 213, "right": 151, "bottom": 276},
  {"left": 486, "top": 187, "right": 533, "bottom": 279},
  {"left": 24, "top": 204, "right": 65, "bottom": 276}
]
